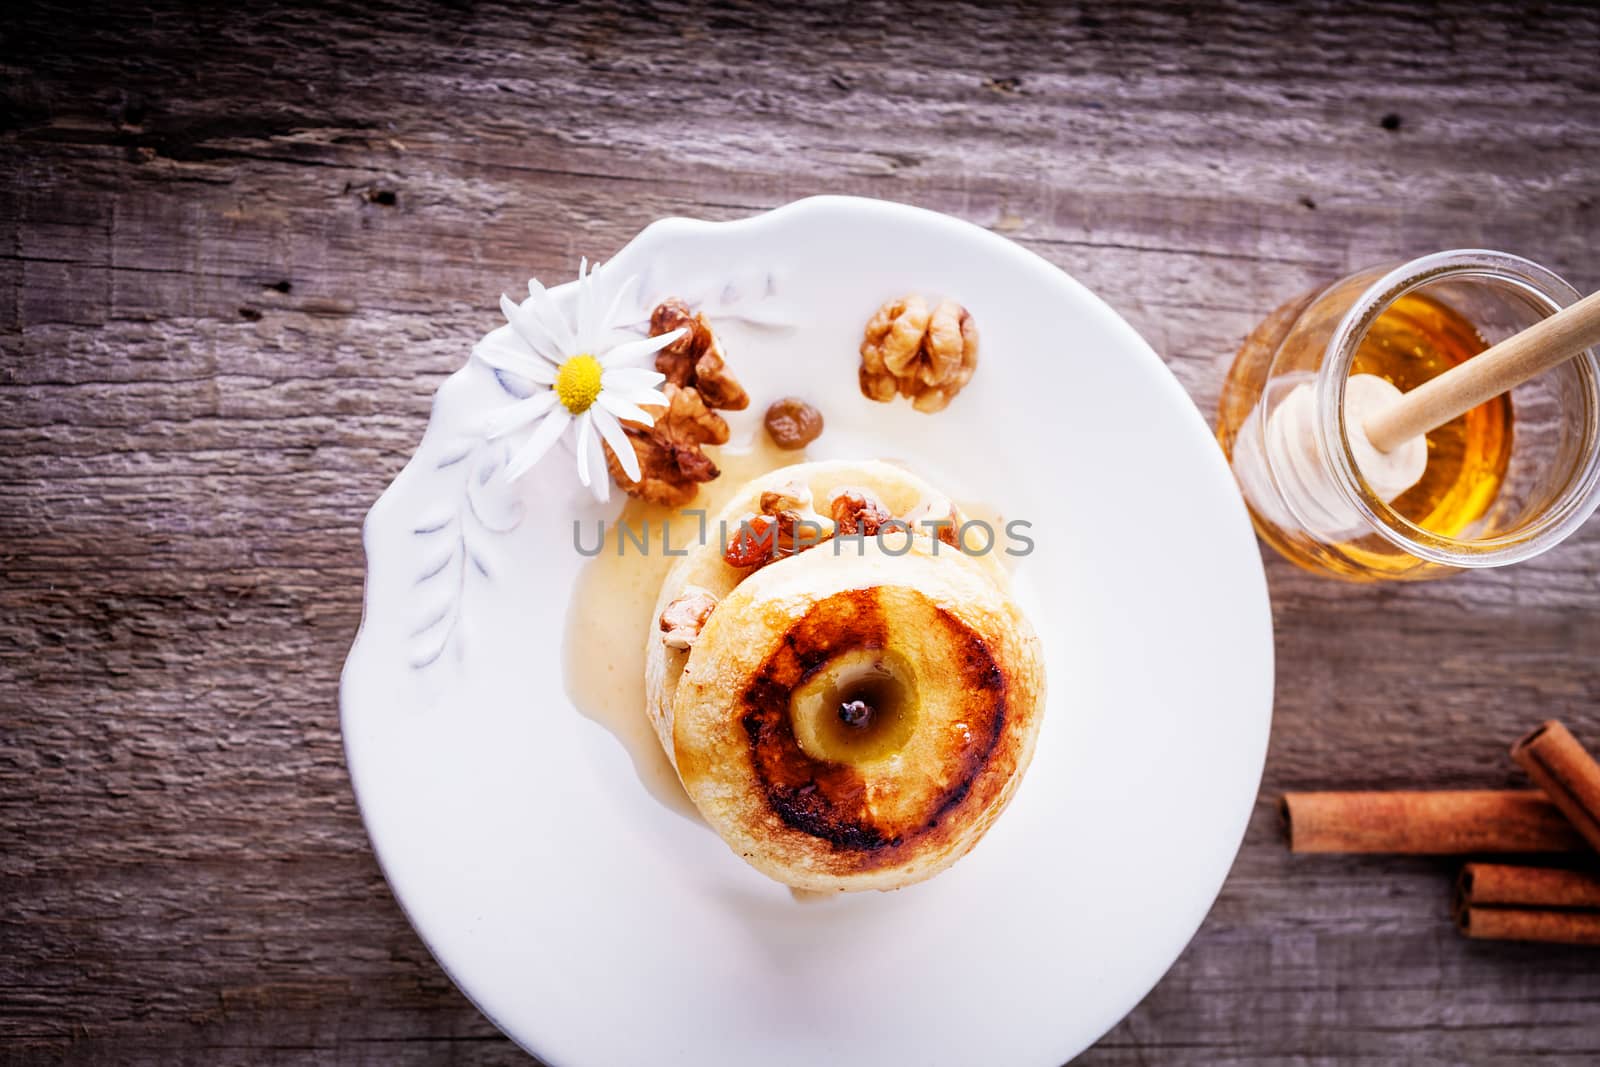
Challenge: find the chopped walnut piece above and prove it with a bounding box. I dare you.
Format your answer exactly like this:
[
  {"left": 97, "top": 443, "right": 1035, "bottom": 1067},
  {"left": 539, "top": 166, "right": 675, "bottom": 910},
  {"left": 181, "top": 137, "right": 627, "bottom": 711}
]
[
  {"left": 774, "top": 509, "right": 831, "bottom": 554},
  {"left": 762, "top": 479, "right": 835, "bottom": 544},
  {"left": 904, "top": 494, "right": 961, "bottom": 547},
  {"left": 859, "top": 296, "right": 979, "bottom": 413},
  {"left": 723, "top": 513, "right": 781, "bottom": 568},
  {"left": 650, "top": 299, "right": 749, "bottom": 411},
  {"left": 659, "top": 586, "right": 719, "bottom": 650},
  {"left": 722, "top": 506, "right": 831, "bottom": 570},
  {"left": 759, "top": 479, "right": 814, "bottom": 516},
  {"left": 604, "top": 384, "right": 729, "bottom": 507},
  {"left": 830, "top": 487, "right": 892, "bottom": 537}
]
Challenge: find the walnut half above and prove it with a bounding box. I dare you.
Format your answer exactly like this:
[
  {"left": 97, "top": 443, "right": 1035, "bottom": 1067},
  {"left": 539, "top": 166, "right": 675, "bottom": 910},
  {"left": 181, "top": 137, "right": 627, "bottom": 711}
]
[
  {"left": 604, "top": 384, "right": 729, "bottom": 507},
  {"left": 604, "top": 302, "right": 750, "bottom": 506},
  {"left": 651, "top": 299, "right": 749, "bottom": 412},
  {"left": 859, "top": 296, "right": 979, "bottom": 413}
]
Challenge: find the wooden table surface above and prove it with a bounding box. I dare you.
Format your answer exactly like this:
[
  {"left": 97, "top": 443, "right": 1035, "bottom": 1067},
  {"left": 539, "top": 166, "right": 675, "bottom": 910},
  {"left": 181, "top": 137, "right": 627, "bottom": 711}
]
[{"left": 4, "top": 1, "right": 1599, "bottom": 1063}]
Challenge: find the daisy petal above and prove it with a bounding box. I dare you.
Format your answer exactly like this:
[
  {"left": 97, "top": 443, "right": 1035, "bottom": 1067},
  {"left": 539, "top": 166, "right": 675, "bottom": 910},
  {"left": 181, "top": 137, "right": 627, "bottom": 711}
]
[
  {"left": 500, "top": 294, "right": 565, "bottom": 365},
  {"left": 600, "top": 328, "right": 686, "bottom": 368},
  {"left": 574, "top": 410, "right": 595, "bottom": 487},
  {"left": 524, "top": 276, "right": 577, "bottom": 354},
  {"left": 598, "top": 273, "right": 641, "bottom": 340},
  {"left": 591, "top": 406, "right": 640, "bottom": 482},
  {"left": 575, "top": 257, "right": 595, "bottom": 354},
  {"left": 505, "top": 409, "right": 570, "bottom": 482},
  {"left": 587, "top": 420, "right": 611, "bottom": 503},
  {"left": 617, "top": 385, "right": 670, "bottom": 409},
  {"left": 600, "top": 365, "right": 666, "bottom": 391},
  {"left": 596, "top": 392, "right": 657, "bottom": 427},
  {"left": 474, "top": 338, "right": 556, "bottom": 383},
  {"left": 482, "top": 392, "right": 558, "bottom": 439}
]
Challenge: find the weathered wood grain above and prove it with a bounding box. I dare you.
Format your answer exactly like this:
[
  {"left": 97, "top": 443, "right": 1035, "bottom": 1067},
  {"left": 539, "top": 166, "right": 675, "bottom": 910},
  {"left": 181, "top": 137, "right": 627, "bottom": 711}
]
[{"left": 3, "top": 0, "right": 1599, "bottom": 1063}]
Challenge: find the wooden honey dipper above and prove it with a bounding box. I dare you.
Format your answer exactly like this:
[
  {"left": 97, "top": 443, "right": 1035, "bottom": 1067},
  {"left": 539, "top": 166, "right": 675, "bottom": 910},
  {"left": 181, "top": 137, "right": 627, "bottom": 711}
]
[{"left": 1364, "top": 289, "right": 1600, "bottom": 453}]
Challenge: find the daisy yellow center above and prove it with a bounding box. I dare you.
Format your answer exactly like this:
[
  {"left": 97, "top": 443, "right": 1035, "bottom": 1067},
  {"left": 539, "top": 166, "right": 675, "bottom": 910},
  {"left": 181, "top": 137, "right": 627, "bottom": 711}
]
[{"left": 554, "top": 353, "right": 603, "bottom": 414}]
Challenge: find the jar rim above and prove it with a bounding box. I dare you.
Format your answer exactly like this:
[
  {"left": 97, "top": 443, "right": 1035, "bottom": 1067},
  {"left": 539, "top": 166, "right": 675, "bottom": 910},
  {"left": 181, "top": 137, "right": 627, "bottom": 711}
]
[{"left": 1313, "top": 249, "right": 1600, "bottom": 568}]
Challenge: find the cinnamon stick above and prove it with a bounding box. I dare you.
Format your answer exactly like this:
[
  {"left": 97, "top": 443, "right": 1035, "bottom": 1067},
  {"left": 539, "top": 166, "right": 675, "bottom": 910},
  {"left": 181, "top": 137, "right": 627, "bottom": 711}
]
[
  {"left": 1511, "top": 720, "right": 1600, "bottom": 854},
  {"left": 1282, "top": 790, "right": 1584, "bottom": 854},
  {"left": 1455, "top": 905, "right": 1600, "bottom": 946},
  {"left": 1457, "top": 863, "right": 1600, "bottom": 910}
]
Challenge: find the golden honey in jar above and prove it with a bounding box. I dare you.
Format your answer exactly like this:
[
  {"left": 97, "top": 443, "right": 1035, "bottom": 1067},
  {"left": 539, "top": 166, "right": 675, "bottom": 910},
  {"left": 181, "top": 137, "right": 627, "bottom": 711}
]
[{"left": 1217, "top": 251, "right": 1600, "bottom": 581}]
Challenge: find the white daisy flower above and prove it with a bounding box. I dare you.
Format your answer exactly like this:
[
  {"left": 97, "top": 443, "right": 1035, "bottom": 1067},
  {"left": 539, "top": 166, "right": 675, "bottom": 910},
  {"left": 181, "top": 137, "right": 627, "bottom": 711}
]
[{"left": 472, "top": 259, "right": 685, "bottom": 501}]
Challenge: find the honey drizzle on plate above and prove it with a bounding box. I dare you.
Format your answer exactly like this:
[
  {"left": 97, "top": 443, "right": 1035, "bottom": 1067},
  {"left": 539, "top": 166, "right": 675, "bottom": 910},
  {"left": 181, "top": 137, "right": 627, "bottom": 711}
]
[{"left": 562, "top": 438, "right": 796, "bottom": 818}]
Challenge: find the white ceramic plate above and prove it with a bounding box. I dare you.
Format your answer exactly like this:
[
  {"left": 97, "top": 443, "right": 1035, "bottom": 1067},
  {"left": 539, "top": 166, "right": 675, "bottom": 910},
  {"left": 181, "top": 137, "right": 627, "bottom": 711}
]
[{"left": 341, "top": 196, "right": 1273, "bottom": 1066}]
